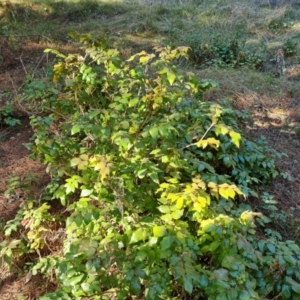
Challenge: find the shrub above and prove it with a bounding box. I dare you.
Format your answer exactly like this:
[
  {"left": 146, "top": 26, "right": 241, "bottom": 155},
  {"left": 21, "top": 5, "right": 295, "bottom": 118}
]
[
  {"left": 180, "top": 33, "right": 265, "bottom": 69},
  {"left": 2, "top": 33, "right": 300, "bottom": 300},
  {"left": 283, "top": 38, "right": 298, "bottom": 57}
]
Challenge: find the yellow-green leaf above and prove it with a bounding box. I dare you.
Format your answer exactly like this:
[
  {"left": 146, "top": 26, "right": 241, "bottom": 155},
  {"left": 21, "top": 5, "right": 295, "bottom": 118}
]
[
  {"left": 201, "top": 220, "right": 216, "bottom": 232},
  {"left": 219, "top": 185, "right": 235, "bottom": 200},
  {"left": 79, "top": 154, "right": 89, "bottom": 161},
  {"left": 171, "top": 210, "right": 183, "bottom": 220},
  {"left": 130, "top": 228, "right": 146, "bottom": 244},
  {"left": 176, "top": 197, "right": 184, "bottom": 209},
  {"left": 215, "top": 124, "right": 229, "bottom": 136},
  {"left": 167, "top": 71, "right": 176, "bottom": 86},
  {"left": 71, "top": 124, "right": 82, "bottom": 135},
  {"left": 158, "top": 205, "right": 171, "bottom": 214},
  {"left": 153, "top": 226, "right": 166, "bottom": 237},
  {"left": 81, "top": 189, "right": 93, "bottom": 197},
  {"left": 140, "top": 55, "right": 154, "bottom": 64},
  {"left": 229, "top": 131, "right": 241, "bottom": 148},
  {"left": 70, "top": 157, "right": 82, "bottom": 167}
]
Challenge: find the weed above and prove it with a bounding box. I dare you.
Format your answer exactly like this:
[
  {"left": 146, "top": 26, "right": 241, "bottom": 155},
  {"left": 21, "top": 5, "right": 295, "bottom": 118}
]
[
  {"left": 0, "top": 105, "right": 21, "bottom": 128},
  {"left": 283, "top": 38, "right": 298, "bottom": 57},
  {"left": 268, "top": 18, "right": 294, "bottom": 32},
  {"left": 180, "top": 33, "right": 265, "bottom": 69}
]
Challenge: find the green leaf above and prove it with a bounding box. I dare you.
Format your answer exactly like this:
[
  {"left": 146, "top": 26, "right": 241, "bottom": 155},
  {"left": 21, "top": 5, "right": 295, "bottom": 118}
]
[
  {"left": 282, "top": 285, "right": 291, "bottom": 299},
  {"left": 149, "top": 172, "right": 159, "bottom": 184},
  {"left": 153, "top": 226, "right": 166, "bottom": 237},
  {"left": 149, "top": 127, "right": 159, "bottom": 139},
  {"left": 171, "top": 210, "right": 183, "bottom": 220},
  {"left": 266, "top": 242, "right": 276, "bottom": 253},
  {"left": 148, "top": 237, "right": 158, "bottom": 246},
  {"left": 70, "top": 157, "right": 82, "bottom": 167},
  {"left": 239, "top": 290, "right": 251, "bottom": 300},
  {"left": 283, "top": 255, "right": 296, "bottom": 265},
  {"left": 183, "top": 278, "right": 193, "bottom": 294},
  {"left": 167, "top": 72, "right": 176, "bottom": 86},
  {"left": 130, "top": 228, "right": 146, "bottom": 244},
  {"left": 81, "top": 282, "right": 91, "bottom": 293},
  {"left": 158, "top": 205, "right": 171, "bottom": 213},
  {"left": 229, "top": 131, "right": 241, "bottom": 148},
  {"left": 286, "top": 277, "right": 300, "bottom": 294},
  {"left": 137, "top": 169, "right": 147, "bottom": 179},
  {"left": 201, "top": 220, "right": 216, "bottom": 233},
  {"left": 227, "top": 288, "right": 239, "bottom": 300},
  {"left": 160, "top": 213, "right": 173, "bottom": 223},
  {"left": 71, "top": 124, "right": 82, "bottom": 135},
  {"left": 213, "top": 269, "right": 229, "bottom": 281},
  {"left": 129, "top": 98, "right": 139, "bottom": 107},
  {"left": 80, "top": 189, "right": 93, "bottom": 197},
  {"left": 69, "top": 274, "right": 85, "bottom": 287},
  {"left": 216, "top": 294, "right": 228, "bottom": 300},
  {"left": 161, "top": 236, "right": 172, "bottom": 250},
  {"left": 136, "top": 251, "right": 147, "bottom": 262},
  {"left": 130, "top": 277, "right": 141, "bottom": 295}
]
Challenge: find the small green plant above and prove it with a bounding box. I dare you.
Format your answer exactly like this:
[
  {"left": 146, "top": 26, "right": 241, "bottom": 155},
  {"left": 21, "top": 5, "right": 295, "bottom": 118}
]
[
  {"left": 4, "top": 173, "right": 39, "bottom": 199},
  {"left": 283, "top": 38, "right": 298, "bottom": 57},
  {"left": 0, "top": 105, "right": 21, "bottom": 127},
  {"left": 180, "top": 33, "right": 265, "bottom": 69},
  {"left": 268, "top": 18, "right": 294, "bottom": 32}
]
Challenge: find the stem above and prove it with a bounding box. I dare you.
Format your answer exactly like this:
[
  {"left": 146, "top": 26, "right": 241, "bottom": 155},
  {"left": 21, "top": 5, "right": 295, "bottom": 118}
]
[{"left": 179, "top": 122, "right": 215, "bottom": 150}]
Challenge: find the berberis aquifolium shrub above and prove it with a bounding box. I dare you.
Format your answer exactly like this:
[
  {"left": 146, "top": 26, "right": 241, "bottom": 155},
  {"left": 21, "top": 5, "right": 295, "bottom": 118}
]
[{"left": 2, "top": 33, "right": 300, "bottom": 300}]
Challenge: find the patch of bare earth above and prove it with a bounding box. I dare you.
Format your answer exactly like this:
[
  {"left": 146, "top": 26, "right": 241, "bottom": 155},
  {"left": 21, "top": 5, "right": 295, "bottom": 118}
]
[
  {"left": 0, "top": 37, "right": 53, "bottom": 299},
  {"left": 233, "top": 86, "right": 300, "bottom": 239},
  {"left": 0, "top": 119, "right": 52, "bottom": 299}
]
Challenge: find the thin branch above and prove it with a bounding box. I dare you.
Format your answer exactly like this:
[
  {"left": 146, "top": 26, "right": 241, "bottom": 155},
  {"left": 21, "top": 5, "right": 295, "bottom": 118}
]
[
  {"left": 31, "top": 52, "right": 47, "bottom": 79},
  {"left": 19, "top": 55, "right": 28, "bottom": 75},
  {"left": 8, "top": 74, "right": 17, "bottom": 96},
  {"left": 179, "top": 122, "right": 215, "bottom": 150}
]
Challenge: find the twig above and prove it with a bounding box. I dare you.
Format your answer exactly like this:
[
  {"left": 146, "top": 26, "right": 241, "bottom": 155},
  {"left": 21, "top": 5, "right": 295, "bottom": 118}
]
[
  {"left": 19, "top": 55, "right": 28, "bottom": 75},
  {"left": 8, "top": 74, "right": 17, "bottom": 96},
  {"left": 41, "top": 35, "right": 53, "bottom": 44},
  {"left": 179, "top": 122, "right": 215, "bottom": 150},
  {"left": 32, "top": 52, "right": 47, "bottom": 79}
]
